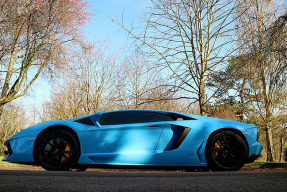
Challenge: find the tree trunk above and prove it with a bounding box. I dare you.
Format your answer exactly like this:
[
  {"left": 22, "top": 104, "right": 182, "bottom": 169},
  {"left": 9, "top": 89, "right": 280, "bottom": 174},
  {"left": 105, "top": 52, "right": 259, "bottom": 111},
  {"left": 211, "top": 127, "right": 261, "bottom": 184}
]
[
  {"left": 265, "top": 123, "right": 274, "bottom": 162},
  {"left": 239, "top": 80, "right": 245, "bottom": 121},
  {"left": 0, "top": 104, "right": 4, "bottom": 118},
  {"left": 279, "top": 136, "right": 283, "bottom": 162},
  {"left": 199, "top": 80, "right": 207, "bottom": 116}
]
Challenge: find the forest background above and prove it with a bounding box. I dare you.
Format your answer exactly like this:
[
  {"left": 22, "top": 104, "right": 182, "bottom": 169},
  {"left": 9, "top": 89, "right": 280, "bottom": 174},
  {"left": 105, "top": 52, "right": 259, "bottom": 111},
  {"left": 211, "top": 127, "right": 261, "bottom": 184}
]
[{"left": 0, "top": 0, "right": 287, "bottom": 162}]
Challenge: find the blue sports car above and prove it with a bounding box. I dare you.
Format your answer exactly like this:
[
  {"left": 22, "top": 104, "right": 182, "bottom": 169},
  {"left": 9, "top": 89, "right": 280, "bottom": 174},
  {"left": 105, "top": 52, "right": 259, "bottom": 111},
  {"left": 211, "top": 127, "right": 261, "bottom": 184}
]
[{"left": 2, "top": 110, "right": 263, "bottom": 171}]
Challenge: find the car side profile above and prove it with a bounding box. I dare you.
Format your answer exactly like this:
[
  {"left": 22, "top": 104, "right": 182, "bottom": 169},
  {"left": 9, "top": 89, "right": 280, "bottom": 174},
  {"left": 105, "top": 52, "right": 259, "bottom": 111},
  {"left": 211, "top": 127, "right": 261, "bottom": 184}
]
[{"left": 2, "top": 110, "right": 263, "bottom": 171}]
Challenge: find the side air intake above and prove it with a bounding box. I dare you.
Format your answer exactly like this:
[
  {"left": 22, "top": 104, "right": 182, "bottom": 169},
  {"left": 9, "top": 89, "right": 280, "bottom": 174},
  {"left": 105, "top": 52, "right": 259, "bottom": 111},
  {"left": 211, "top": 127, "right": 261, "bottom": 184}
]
[{"left": 74, "top": 117, "right": 95, "bottom": 126}]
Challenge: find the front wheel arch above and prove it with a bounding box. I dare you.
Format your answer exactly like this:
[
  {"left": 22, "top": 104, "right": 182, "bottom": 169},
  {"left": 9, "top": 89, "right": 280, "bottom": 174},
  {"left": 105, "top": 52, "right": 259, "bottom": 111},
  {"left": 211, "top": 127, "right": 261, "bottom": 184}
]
[{"left": 33, "top": 125, "right": 81, "bottom": 166}]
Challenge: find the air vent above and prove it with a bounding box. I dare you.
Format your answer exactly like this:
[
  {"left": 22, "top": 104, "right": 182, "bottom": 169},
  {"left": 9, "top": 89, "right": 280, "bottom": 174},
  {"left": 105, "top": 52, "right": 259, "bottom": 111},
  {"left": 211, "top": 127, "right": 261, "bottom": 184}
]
[
  {"left": 164, "top": 125, "right": 191, "bottom": 151},
  {"left": 6, "top": 142, "right": 13, "bottom": 156},
  {"left": 74, "top": 117, "right": 95, "bottom": 126}
]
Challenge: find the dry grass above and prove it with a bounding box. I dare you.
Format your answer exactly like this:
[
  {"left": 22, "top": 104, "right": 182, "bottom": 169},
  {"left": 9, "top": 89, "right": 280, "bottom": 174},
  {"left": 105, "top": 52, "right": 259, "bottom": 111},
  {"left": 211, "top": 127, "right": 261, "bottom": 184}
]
[
  {"left": 0, "top": 156, "right": 43, "bottom": 170},
  {"left": 0, "top": 156, "right": 26, "bottom": 168}
]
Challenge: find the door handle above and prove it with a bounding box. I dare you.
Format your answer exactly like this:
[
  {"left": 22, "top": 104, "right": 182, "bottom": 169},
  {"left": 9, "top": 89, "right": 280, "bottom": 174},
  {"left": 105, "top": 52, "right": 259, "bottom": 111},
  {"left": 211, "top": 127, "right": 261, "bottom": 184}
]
[{"left": 147, "top": 125, "right": 159, "bottom": 128}]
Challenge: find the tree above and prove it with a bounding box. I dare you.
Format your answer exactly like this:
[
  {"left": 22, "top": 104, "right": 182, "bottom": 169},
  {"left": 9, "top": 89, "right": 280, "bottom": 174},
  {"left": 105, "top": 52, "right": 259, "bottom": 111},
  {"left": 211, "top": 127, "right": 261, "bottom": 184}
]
[
  {"left": 0, "top": 0, "right": 93, "bottom": 116},
  {"left": 207, "top": 0, "right": 287, "bottom": 162},
  {"left": 234, "top": 0, "right": 287, "bottom": 161},
  {"left": 115, "top": 0, "right": 243, "bottom": 115},
  {"left": 39, "top": 45, "right": 118, "bottom": 121},
  {"left": 207, "top": 57, "right": 251, "bottom": 121},
  {"left": 275, "top": 115, "right": 287, "bottom": 162},
  {"left": 114, "top": 51, "right": 193, "bottom": 112},
  {"left": 71, "top": 45, "right": 118, "bottom": 114},
  {"left": 114, "top": 51, "right": 160, "bottom": 109}
]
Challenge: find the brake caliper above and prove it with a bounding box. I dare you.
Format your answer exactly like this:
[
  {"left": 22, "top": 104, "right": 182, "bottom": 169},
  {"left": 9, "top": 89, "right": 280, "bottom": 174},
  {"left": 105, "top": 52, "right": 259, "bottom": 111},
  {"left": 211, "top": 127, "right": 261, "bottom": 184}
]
[
  {"left": 61, "top": 143, "right": 71, "bottom": 163},
  {"left": 213, "top": 142, "right": 220, "bottom": 157}
]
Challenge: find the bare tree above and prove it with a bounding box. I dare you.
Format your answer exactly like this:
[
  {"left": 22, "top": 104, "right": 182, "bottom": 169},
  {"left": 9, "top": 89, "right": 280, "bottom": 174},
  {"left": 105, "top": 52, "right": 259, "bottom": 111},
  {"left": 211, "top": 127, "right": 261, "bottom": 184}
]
[
  {"left": 115, "top": 0, "right": 243, "bottom": 115},
  {"left": 277, "top": 118, "right": 287, "bottom": 162},
  {"left": 141, "top": 84, "right": 201, "bottom": 113},
  {"left": 39, "top": 45, "right": 118, "bottom": 121},
  {"left": 73, "top": 45, "right": 118, "bottom": 113},
  {"left": 0, "top": 0, "right": 93, "bottom": 116},
  {"left": 115, "top": 51, "right": 160, "bottom": 109},
  {"left": 40, "top": 78, "right": 85, "bottom": 121}
]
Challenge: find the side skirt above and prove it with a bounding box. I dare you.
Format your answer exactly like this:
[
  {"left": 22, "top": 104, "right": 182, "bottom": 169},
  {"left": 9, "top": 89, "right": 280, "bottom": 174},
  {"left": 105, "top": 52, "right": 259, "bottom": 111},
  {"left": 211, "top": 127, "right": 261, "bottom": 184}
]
[{"left": 76, "top": 164, "right": 209, "bottom": 171}]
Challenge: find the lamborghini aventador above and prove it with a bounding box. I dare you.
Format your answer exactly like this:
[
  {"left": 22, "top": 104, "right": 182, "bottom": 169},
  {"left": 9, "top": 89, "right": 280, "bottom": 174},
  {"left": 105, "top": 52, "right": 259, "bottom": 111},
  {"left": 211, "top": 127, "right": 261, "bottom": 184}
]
[{"left": 2, "top": 110, "right": 263, "bottom": 171}]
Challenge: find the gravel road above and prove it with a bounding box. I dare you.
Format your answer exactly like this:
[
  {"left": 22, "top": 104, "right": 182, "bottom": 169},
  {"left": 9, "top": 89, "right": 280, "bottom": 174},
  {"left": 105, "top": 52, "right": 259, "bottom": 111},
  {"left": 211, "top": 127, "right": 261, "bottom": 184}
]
[{"left": 0, "top": 170, "right": 286, "bottom": 192}]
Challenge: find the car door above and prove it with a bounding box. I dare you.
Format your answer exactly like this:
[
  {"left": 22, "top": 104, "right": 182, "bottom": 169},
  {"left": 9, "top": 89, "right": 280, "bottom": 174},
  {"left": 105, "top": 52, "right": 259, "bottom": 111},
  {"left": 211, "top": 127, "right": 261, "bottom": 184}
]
[{"left": 84, "top": 111, "right": 166, "bottom": 165}]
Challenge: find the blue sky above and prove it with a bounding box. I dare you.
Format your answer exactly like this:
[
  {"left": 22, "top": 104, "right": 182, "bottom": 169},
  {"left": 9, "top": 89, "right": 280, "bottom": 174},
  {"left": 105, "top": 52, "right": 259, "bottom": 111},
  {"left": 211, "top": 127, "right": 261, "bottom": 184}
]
[{"left": 84, "top": 0, "right": 152, "bottom": 49}]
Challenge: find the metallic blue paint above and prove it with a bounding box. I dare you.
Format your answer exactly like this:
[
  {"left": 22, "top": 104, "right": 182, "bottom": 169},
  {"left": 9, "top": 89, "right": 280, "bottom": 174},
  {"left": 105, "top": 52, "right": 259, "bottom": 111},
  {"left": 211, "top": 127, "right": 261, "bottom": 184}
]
[{"left": 2, "top": 109, "right": 263, "bottom": 168}]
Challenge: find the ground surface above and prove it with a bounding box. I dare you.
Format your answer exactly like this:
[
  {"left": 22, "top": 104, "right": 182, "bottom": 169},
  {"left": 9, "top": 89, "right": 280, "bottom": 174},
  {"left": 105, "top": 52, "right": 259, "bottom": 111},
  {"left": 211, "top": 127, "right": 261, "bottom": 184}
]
[
  {"left": 0, "top": 170, "right": 286, "bottom": 192},
  {"left": 1, "top": 156, "right": 287, "bottom": 191},
  {"left": 1, "top": 155, "right": 287, "bottom": 171}
]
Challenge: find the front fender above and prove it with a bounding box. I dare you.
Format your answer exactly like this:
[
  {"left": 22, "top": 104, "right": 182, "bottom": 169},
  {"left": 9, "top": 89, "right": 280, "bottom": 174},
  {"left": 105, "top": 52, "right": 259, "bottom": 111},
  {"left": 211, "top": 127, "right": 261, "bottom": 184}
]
[{"left": 3, "top": 120, "right": 89, "bottom": 163}]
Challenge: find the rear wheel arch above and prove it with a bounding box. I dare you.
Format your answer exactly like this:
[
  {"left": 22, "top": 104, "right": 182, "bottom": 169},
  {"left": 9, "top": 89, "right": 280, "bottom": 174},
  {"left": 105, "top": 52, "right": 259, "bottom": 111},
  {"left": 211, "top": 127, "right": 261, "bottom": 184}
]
[
  {"left": 204, "top": 128, "right": 249, "bottom": 171},
  {"left": 206, "top": 128, "right": 249, "bottom": 153}
]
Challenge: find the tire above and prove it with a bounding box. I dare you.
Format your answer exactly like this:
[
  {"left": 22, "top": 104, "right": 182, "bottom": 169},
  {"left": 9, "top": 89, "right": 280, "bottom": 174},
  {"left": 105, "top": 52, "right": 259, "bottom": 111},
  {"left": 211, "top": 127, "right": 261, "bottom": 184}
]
[
  {"left": 205, "top": 131, "right": 248, "bottom": 171},
  {"left": 34, "top": 129, "right": 80, "bottom": 171}
]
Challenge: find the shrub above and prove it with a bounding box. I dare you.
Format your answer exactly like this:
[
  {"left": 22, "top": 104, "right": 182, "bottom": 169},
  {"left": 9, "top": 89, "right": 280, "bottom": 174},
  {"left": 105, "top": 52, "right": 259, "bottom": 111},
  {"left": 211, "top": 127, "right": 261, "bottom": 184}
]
[{"left": 0, "top": 103, "right": 28, "bottom": 155}]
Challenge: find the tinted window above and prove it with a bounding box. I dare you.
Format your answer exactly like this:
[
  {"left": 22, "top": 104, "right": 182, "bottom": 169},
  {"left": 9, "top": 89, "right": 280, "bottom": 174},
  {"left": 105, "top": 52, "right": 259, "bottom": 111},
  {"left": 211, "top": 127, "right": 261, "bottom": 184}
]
[
  {"left": 98, "top": 111, "right": 175, "bottom": 126},
  {"left": 99, "top": 111, "right": 155, "bottom": 126},
  {"left": 154, "top": 113, "right": 174, "bottom": 122}
]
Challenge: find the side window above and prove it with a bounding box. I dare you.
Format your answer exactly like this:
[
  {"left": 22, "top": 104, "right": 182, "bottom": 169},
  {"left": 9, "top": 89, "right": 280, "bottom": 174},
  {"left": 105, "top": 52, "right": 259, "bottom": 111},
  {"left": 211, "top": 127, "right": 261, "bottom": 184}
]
[
  {"left": 129, "top": 112, "right": 155, "bottom": 124},
  {"left": 98, "top": 112, "right": 190, "bottom": 126},
  {"left": 98, "top": 111, "right": 155, "bottom": 126},
  {"left": 98, "top": 113, "right": 115, "bottom": 126},
  {"left": 154, "top": 113, "right": 174, "bottom": 122}
]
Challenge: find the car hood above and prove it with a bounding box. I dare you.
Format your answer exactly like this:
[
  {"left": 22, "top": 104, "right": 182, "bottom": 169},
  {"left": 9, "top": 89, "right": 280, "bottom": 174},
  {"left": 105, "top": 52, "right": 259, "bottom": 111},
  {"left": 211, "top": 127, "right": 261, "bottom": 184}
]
[{"left": 5, "top": 120, "right": 68, "bottom": 142}]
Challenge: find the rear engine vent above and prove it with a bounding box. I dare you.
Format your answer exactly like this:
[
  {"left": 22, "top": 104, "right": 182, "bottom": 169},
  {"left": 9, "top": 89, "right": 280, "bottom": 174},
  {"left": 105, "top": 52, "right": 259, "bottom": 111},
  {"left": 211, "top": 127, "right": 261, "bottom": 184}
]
[{"left": 74, "top": 117, "right": 95, "bottom": 126}]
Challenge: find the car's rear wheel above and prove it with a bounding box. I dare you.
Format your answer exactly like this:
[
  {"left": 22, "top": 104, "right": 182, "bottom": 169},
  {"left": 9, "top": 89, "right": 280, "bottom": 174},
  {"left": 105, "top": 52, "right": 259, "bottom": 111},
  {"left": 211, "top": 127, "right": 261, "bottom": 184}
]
[
  {"left": 34, "top": 129, "right": 80, "bottom": 171},
  {"left": 205, "top": 131, "right": 248, "bottom": 171}
]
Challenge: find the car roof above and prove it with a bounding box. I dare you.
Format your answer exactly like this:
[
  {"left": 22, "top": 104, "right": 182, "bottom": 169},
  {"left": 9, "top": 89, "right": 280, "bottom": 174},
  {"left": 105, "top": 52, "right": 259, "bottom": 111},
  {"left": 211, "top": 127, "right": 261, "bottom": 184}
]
[
  {"left": 97, "top": 109, "right": 199, "bottom": 119},
  {"left": 100, "top": 109, "right": 171, "bottom": 114}
]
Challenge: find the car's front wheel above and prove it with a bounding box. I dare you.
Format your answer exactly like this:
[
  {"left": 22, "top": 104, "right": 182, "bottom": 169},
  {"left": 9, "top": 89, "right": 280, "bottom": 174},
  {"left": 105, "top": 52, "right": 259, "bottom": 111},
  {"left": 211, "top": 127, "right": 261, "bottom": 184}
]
[
  {"left": 205, "top": 131, "right": 248, "bottom": 171},
  {"left": 34, "top": 129, "right": 80, "bottom": 171}
]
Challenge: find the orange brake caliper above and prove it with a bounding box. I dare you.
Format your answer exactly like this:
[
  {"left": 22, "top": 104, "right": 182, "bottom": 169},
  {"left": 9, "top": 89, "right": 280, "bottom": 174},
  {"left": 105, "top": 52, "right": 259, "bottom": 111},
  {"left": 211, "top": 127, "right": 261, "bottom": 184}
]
[
  {"left": 213, "top": 142, "right": 220, "bottom": 157},
  {"left": 61, "top": 143, "right": 71, "bottom": 163}
]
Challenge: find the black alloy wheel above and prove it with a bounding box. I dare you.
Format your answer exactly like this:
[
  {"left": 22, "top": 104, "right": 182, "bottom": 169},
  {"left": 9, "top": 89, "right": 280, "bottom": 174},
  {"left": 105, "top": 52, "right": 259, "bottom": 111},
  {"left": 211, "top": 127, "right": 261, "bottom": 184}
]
[
  {"left": 34, "top": 129, "right": 80, "bottom": 171},
  {"left": 205, "top": 131, "right": 248, "bottom": 171}
]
